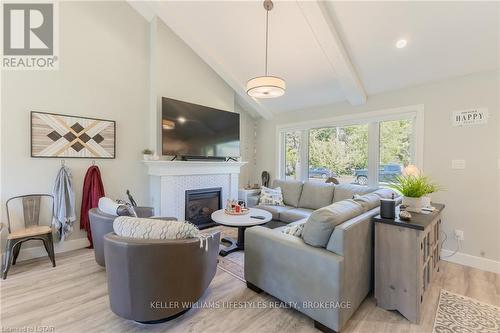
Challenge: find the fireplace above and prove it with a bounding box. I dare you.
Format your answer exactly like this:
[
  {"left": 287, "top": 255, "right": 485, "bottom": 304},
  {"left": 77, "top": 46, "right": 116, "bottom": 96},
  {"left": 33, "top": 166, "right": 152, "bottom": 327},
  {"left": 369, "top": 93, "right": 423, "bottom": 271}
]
[{"left": 185, "top": 187, "right": 222, "bottom": 229}]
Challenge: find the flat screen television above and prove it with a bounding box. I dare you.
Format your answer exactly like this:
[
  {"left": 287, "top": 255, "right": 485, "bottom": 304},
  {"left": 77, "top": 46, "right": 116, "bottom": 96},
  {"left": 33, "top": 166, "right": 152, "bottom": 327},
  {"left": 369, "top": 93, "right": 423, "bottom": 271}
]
[{"left": 161, "top": 97, "right": 240, "bottom": 158}]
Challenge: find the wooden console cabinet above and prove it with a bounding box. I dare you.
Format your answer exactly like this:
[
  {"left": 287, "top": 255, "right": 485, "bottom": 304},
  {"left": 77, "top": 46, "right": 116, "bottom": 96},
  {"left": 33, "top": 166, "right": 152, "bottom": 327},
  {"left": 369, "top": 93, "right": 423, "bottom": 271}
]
[{"left": 373, "top": 204, "right": 445, "bottom": 323}]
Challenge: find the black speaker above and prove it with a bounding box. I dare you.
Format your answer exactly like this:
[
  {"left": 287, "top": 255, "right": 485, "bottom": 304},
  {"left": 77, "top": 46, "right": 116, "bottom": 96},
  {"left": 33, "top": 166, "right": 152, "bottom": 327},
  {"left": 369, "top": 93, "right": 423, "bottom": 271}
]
[{"left": 380, "top": 199, "right": 396, "bottom": 219}]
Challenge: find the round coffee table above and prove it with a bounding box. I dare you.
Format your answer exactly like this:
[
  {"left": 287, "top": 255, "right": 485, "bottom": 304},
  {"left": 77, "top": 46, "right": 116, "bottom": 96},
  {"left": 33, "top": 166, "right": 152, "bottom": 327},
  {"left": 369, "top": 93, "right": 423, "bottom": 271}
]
[{"left": 211, "top": 208, "right": 272, "bottom": 256}]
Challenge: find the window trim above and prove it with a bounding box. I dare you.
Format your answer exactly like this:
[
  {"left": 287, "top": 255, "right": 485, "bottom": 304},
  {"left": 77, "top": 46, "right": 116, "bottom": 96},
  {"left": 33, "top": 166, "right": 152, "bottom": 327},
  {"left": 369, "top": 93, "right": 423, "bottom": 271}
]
[{"left": 277, "top": 104, "right": 424, "bottom": 186}]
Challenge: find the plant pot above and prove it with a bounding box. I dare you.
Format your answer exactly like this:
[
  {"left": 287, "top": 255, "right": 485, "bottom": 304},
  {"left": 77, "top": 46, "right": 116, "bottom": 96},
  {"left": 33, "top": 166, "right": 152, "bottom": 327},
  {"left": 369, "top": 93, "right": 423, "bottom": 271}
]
[
  {"left": 402, "top": 196, "right": 424, "bottom": 212},
  {"left": 143, "top": 154, "right": 152, "bottom": 161},
  {"left": 422, "top": 195, "right": 431, "bottom": 208}
]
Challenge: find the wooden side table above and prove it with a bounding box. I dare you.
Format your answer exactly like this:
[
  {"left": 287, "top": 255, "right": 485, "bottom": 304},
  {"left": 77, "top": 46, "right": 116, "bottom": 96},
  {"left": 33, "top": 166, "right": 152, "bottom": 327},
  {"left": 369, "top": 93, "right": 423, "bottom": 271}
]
[{"left": 373, "top": 203, "right": 445, "bottom": 323}]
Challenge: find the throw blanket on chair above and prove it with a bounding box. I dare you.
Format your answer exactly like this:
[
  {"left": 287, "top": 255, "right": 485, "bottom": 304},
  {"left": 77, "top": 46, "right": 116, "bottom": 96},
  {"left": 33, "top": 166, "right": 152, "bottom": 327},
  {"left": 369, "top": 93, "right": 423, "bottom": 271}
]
[
  {"left": 80, "top": 165, "right": 105, "bottom": 248},
  {"left": 53, "top": 166, "right": 76, "bottom": 241}
]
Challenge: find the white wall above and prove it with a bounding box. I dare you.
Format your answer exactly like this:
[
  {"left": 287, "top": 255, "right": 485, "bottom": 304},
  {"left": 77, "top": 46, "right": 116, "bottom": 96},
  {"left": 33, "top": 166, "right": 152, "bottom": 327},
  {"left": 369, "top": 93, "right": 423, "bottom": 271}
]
[
  {"left": 237, "top": 103, "right": 257, "bottom": 186},
  {"left": 1, "top": 1, "right": 150, "bottom": 252},
  {"left": 255, "top": 70, "right": 500, "bottom": 264},
  {"left": 150, "top": 19, "right": 255, "bottom": 187},
  {"left": 151, "top": 19, "right": 236, "bottom": 151}
]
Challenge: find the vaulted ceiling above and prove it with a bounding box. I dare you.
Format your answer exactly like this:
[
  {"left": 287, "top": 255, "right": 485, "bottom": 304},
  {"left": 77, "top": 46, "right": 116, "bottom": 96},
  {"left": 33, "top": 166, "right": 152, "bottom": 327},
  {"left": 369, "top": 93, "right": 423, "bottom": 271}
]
[{"left": 129, "top": 1, "right": 499, "bottom": 118}]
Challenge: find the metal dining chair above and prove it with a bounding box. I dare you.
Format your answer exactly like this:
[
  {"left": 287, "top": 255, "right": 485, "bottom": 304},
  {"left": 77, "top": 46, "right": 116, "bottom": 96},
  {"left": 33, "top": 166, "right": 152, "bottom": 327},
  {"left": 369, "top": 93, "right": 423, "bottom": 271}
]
[{"left": 2, "top": 194, "right": 56, "bottom": 279}]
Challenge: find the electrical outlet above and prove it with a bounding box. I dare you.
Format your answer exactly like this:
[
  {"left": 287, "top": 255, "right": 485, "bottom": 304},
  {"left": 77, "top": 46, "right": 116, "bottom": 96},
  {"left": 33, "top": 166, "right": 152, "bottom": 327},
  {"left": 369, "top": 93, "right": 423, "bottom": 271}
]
[{"left": 454, "top": 229, "right": 464, "bottom": 241}]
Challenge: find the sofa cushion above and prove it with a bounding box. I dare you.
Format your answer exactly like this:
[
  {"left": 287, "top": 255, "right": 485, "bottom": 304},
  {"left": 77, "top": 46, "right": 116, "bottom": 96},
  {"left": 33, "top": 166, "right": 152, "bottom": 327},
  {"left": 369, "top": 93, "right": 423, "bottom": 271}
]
[
  {"left": 272, "top": 180, "right": 303, "bottom": 207},
  {"left": 302, "top": 199, "right": 364, "bottom": 248},
  {"left": 257, "top": 204, "right": 293, "bottom": 220},
  {"left": 352, "top": 188, "right": 399, "bottom": 211},
  {"left": 373, "top": 188, "right": 397, "bottom": 199},
  {"left": 326, "top": 208, "right": 377, "bottom": 256},
  {"left": 280, "top": 208, "right": 314, "bottom": 223},
  {"left": 259, "top": 186, "right": 284, "bottom": 206},
  {"left": 353, "top": 193, "right": 381, "bottom": 211},
  {"left": 113, "top": 217, "right": 198, "bottom": 240},
  {"left": 298, "top": 181, "right": 335, "bottom": 210},
  {"left": 333, "top": 184, "right": 377, "bottom": 203}
]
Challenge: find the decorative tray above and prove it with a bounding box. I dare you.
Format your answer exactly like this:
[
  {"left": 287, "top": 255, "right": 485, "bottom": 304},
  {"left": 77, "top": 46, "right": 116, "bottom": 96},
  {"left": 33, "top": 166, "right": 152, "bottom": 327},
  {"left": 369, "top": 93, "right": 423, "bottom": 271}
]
[{"left": 224, "top": 208, "right": 250, "bottom": 215}]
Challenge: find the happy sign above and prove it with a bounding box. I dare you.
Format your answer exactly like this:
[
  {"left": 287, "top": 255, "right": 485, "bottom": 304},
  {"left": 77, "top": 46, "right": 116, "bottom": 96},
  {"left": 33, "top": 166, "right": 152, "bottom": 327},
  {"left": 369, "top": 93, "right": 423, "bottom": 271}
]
[{"left": 452, "top": 108, "right": 488, "bottom": 127}]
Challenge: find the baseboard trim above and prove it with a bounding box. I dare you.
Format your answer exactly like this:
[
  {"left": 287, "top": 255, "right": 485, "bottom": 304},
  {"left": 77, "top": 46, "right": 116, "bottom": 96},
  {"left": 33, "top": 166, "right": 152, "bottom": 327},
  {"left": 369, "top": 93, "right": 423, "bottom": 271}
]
[
  {"left": 16, "top": 237, "right": 90, "bottom": 262},
  {"left": 441, "top": 249, "right": 500, "bottom": 274}
]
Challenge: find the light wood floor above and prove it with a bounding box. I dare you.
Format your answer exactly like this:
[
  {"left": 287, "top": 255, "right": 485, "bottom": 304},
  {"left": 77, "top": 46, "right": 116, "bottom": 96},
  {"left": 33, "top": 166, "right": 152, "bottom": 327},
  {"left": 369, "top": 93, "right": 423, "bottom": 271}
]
[{"left": 1, "top": 247, "right": 499, "bottom": 333}]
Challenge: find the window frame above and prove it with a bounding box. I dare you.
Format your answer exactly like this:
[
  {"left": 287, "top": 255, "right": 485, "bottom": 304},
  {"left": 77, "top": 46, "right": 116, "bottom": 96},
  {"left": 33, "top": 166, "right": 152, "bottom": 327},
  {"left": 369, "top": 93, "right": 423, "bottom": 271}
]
[{"left": 277, "top": 104, "right": 424, "bottom": 187}]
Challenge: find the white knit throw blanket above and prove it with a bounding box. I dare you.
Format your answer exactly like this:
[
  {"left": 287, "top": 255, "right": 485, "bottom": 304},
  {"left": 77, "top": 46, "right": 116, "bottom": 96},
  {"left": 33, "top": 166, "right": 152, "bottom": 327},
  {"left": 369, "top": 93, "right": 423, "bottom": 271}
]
[{"left": 113, "top": 217, "right": 214, "bottom": 251}]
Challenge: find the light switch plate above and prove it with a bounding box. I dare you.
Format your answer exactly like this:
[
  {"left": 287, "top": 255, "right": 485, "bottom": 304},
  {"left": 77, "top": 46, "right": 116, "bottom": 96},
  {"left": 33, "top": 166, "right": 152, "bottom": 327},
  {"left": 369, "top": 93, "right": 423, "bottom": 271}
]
[{"left": 451, "top": 159, "right": 466, "bottom": 169}]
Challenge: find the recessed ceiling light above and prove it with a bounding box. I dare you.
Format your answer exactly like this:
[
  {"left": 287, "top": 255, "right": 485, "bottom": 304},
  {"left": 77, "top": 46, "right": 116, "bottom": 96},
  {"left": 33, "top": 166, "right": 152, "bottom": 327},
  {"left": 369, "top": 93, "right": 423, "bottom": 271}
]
[
  {"left": 178, "top": 116, "right": 186, "bottom": 124},
  {"left": 396, "top": 39, "right": 408, "bottom": 49}
]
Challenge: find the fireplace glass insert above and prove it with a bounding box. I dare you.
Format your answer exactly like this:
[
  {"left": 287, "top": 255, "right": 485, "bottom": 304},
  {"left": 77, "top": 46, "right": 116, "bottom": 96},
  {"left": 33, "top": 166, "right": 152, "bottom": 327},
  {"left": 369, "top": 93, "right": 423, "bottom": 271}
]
[{"left": 185, "top": 187, "right": 222, "bottom": 229}]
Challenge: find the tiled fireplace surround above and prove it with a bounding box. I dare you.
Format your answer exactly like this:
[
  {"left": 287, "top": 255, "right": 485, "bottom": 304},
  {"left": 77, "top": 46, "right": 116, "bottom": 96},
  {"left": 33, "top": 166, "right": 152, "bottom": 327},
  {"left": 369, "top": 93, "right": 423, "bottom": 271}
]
[{"left": 144, "top": 161, "right": 247, "bottom": 220}]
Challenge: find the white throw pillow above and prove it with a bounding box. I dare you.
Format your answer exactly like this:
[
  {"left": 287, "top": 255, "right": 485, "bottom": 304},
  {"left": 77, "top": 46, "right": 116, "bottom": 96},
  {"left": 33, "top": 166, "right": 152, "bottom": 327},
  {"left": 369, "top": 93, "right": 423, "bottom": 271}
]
[
  {"left": 113, "top": 216, "right": 199, "bottom": 240},
  {"left": 282, "top": 223, "right": 305, "bottom": 237},
  {"left": 98, "top": 197, "right": 124, "bottom": 216},
  {"left": 259, "top": 186, "right": 284, "bottom": 206}
]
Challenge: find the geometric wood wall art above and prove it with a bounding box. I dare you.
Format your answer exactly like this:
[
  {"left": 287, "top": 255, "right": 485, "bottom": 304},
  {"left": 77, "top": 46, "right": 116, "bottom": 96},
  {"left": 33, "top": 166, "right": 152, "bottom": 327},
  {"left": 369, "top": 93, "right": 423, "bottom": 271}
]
[{"left": 31, "top": 111, "right": 116, "bottom": 159}]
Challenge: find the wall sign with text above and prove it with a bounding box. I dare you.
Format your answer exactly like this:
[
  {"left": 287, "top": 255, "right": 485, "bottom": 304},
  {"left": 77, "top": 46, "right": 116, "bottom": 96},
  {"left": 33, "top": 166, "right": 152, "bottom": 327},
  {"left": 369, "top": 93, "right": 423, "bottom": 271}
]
[{"left": 451, "top": 108, "right": 488, "bottom": 127}]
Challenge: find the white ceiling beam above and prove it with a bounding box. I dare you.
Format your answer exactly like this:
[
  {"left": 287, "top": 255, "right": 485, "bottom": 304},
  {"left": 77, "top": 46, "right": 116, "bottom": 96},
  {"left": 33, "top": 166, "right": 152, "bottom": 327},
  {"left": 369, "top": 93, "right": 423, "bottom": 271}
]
[
  {"left": 128, "top": 1, "right": 273, "bottom": 119},
  {"left": 127, "top": 1, "right": 156, "bottom": 22},
  {"left": 297, "top": 0, "right": 367, "bottom": 105}
]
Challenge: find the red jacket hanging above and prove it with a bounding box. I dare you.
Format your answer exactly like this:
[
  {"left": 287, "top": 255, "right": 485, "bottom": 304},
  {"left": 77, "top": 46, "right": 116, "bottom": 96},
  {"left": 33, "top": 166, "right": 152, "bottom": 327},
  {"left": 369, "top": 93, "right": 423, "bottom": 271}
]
[{"left": 80, "top": 165, "right": 105, "bottom": 248}]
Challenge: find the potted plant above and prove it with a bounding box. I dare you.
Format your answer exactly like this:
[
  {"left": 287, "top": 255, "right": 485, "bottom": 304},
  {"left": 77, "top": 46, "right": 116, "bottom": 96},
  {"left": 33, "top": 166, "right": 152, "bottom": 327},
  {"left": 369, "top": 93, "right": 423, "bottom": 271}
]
[
  {"left": 389, "top": 175, "right": 442, "bottom": 212},
  {"left": 142, "top": 149, "right": 153, "bottom": 160},
  {"left": 422, "top": 181, "right": 441, "bottom": 208}
]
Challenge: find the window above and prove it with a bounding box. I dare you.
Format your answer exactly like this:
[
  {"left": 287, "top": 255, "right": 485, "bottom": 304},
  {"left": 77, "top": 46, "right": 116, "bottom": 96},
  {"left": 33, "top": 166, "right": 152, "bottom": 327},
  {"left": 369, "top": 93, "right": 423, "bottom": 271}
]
[
  {"left": 379, "top": 119, "right": 414, "bottom": 184},
  {"left": 278, "top": 106, "right": 422, "bottom": 186},
  {"left": 284, "top": 131, "right": 301, "bottom": 180},
  {"left": 309, "top": 125, "right": 368, "bottom": 185}
]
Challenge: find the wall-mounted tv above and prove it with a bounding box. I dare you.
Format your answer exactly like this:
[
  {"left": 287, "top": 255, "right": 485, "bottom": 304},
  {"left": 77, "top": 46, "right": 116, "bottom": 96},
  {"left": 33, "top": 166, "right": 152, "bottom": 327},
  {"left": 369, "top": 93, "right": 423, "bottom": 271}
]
[{"left": 161, "top": 97, "right": 240, "bottom": 158}]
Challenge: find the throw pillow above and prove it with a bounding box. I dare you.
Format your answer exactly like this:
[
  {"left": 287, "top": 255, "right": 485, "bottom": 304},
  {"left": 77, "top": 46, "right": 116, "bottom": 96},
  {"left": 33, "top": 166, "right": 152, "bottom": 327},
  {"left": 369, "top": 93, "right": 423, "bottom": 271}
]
[
  {"left": 113, "top": 217, "right": 199, "bottom": 240},
  {"left": 353, "top": 193, "right": 382, "bottom": 211},
  {"left": 302, "top": 199, "right": 364, "bottom": 248},
  {"left": 282, "top": 223, "right": 305, "bottom": 237},
  {"left": 259, "top": 186, "right": 284, "bottom": 206},
  {"left": 116, "top": 203, "right": 137, "bottom": 217},
  {"left": 98, "top": 197, "right": 128, "bottom": 216}
]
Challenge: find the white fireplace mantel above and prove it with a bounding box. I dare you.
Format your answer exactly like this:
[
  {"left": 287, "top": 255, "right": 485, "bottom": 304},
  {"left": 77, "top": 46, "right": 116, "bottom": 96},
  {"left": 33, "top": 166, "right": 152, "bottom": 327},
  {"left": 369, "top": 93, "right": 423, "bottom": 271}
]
[
  {"left": 143, "top": 160, "right": 247, "bottom": 176},
  {"left": 143, "top": 160, "right": 247, "bottom": 219}
]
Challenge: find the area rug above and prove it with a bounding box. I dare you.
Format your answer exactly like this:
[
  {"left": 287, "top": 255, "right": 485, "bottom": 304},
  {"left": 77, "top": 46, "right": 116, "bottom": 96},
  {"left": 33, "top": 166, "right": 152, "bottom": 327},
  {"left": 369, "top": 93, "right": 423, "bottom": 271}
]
[
  {"left": 203, "top": 225, "right": 245, "bottom": 282},
  {"left": 432, "top": 289, "right": 500, "bottom": 333}
]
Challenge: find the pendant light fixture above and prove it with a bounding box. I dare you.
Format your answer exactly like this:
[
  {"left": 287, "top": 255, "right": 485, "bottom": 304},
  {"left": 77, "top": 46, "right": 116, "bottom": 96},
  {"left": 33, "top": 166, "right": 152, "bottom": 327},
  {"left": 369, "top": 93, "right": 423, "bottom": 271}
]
[{"left": 246, "top": 0, "right": 286, "bottom": 99}]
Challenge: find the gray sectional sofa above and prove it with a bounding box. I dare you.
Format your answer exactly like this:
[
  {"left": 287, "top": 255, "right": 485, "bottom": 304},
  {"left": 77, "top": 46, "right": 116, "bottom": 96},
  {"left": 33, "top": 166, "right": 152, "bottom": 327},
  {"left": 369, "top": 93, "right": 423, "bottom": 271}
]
[
  {"left": 248, "top": 180, "right": 376, "bottom": 226},
  {"left": 244, "top": 180, "right": 396, "bottom": 333}
]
